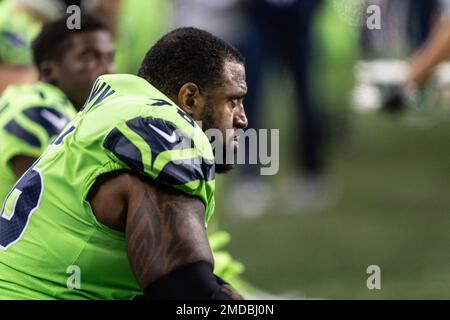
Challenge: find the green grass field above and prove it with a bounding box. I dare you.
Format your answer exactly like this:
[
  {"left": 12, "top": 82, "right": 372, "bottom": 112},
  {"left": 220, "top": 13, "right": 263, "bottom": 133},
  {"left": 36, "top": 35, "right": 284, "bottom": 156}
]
[
  {"left": 215, "top": 108, "right": 450, "bottom": 299},
  {"left": 209, "top": 1, "right": 450, "bottom": 300}
]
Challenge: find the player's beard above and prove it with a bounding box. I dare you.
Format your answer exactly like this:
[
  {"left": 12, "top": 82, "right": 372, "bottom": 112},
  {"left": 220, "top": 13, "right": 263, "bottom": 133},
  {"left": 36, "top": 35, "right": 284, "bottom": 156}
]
[{"left": 201, "top": 100, "right": 236, "bottom": 174}]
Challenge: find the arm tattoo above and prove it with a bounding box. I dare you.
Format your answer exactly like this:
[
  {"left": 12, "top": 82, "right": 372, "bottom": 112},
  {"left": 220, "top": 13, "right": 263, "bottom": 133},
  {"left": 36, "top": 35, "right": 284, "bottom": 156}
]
[{"left": 126, "top": 184, "right": 213, "bottom": 289}]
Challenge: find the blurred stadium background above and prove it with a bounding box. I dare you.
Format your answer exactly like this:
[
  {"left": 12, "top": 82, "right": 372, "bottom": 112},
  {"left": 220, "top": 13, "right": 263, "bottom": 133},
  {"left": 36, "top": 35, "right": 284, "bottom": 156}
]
[
  {"left": 1, "top": 0, "right": 450, "bottom": 299},
  {"left": 208, "top": 0, "right": 450, "bottom": 299}
]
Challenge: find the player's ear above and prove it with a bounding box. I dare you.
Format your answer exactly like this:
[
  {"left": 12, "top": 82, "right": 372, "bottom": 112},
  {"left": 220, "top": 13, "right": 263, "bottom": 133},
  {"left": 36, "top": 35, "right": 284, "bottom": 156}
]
[
  {"left": 39, "top": 61, "right": 60, "bottom": 84},
  {"left": 177, "top": 82, "right": 206, "bottom": 119}
]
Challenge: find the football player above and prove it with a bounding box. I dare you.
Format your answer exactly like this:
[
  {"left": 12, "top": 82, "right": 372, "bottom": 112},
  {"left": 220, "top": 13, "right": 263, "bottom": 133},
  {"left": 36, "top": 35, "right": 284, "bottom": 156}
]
[
  {"left": 0, "top": 27, "right": 248, "bottom": 300},
  {"left": 0, "top": 15, "right": 115, "bottom": 203}
]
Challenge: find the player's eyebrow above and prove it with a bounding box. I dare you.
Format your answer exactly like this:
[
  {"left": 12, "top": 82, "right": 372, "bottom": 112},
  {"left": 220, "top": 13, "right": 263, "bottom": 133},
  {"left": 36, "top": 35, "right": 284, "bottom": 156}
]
[
  {"left": 229, "top": 87, "right": 247, "bottom": 99},
  {"left": 229, "top": 93, "right": 246, "bottom": 100},
  {"left": 78, "top": 48, "right": 96, "bottom": 56}
]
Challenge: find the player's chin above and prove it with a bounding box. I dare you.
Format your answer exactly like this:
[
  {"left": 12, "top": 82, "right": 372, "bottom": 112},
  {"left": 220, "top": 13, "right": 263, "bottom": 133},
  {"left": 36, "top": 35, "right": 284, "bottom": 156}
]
[{"left": 215, "top": 144, "right": 238, "bottom": 174}]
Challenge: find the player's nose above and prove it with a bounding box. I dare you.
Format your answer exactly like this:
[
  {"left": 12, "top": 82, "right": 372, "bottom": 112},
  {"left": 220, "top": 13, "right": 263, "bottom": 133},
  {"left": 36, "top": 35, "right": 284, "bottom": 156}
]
[
  {"left": 101, "top": 61, "right": 115, "bottom": 75},
  {"left": 98, "top": 56, "right": 116, "bottom": 75},
  {"left": 235, "top": 104, "right": 248, "bottom": 129}
]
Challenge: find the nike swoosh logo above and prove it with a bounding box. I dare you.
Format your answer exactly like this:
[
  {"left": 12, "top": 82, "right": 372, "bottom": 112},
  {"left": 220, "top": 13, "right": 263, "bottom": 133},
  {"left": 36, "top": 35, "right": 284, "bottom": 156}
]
[
  {"left": 41, "top": 109, "right": 68, "bottom": 131},
  {"left": 149, "top": 123, "right": 178, "bottom": 143}
]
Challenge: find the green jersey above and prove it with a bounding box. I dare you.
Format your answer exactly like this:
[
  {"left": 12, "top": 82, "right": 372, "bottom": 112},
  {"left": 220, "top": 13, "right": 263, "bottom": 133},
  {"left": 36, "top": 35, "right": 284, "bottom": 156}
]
[
  {"left": 0, "top": 0, "right": 41, "bottom": 65},
  {"left": 0, "top": 81, "right": 76, "bottom": 203},
  {"left": 0, "top": 74, "right": 215, "bottom": 299}
]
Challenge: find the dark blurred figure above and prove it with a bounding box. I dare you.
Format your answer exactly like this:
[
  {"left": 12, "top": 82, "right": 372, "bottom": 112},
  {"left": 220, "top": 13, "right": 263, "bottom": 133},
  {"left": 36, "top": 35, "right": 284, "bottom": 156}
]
[
  {"left": 369, "top": 0, "right": 450, "bottom": 113},
  {"left": 172, "top": 0, "right": 327, "bottom": 215},
  {"left": 229, "top": 0, "right": 327, "bottom": 215},
  {"left": 0, "top": 0, "right": 120, "bottom": 93},
  {"left": 241, "top": 0, "right": 324, "bottom": 177},
  {"left": 407, "top": 0, "right": 440, "bottom": 50},
  {"left": 361, "top": 0, "right": 440, "bottom": 59}
]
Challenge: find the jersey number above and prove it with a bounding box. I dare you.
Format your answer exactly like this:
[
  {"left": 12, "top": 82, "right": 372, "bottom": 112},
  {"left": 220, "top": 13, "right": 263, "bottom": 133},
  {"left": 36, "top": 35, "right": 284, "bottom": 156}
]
[
  {"left": 0, "top": 168, "right": 43, "bottom": 249},
  {"left": 0, "top": 122, "right": 74, "bottom": 249}
]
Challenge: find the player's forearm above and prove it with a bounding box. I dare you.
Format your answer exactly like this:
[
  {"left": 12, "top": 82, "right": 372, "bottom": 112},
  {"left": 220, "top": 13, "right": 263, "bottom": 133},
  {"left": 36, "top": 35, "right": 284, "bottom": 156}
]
[
  {"left": 125, "top": 183, "right": 212, "bottom": 286},
  {"left": 125, "top": 179, "right": 243, "bottom": 299},
  {"left": 408, "top": 17, "right": 450, "bottom": 86}
]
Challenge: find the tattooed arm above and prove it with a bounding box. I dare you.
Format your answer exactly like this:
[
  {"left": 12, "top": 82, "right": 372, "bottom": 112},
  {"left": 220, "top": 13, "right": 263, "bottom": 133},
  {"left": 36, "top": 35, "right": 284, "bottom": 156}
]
[
  {"left": 125, "top": 174, "right": 212, "bottom": 286},
  {"left": 89, "top": 171, "right": 243, "bottom": 299}
]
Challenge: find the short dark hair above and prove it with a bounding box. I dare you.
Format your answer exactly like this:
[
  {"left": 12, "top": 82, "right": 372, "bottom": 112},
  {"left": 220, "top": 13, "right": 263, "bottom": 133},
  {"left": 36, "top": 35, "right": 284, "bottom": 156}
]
[
  {"left": 32, "top": 14, "right": 109, "bottom": 69},
  {"left": 138, "top": 27, "right": 244, "bottom": 97}
]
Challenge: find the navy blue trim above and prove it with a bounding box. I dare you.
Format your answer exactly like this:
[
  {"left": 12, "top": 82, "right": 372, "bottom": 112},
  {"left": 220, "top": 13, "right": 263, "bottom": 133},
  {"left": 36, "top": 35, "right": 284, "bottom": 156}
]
[
  {"left": 22, "top": 107, "right": 68, "bottom": 138},
  {"left": 126, "top": 117, "right": 192, "bottom": 168},
  {"left": 149, "top": 98, "right": 172, "bottom": 106},
  {"left": 53, "top": 125, "right": 76, "bottom": 146},
  {"left": 90, "top": 85, "right": 115, "bottom": 110},
  {"left": 4, "top": 120, "right": 40, "bottom": 147},
  {"left": 155, "top": 156, "right": 215, "bottom": 185},
  {"left": 0, "top": 102, "right": 10, "bottom": 114},
  {"left": 87, "top": 80, "right": 104, "bottom": 104},
  {"left": 36, "top": 89, "right": 46, "bottom": 100},
  {"left": 0, "top": 31, "right": 25, "bottom": 47},
  {"left": 84, "top": 81, "right": 115, "bottom": 112},
  {"left": 103, "top": 128, "right": 144, "bottom": 173},
  {"left": 0, "top": 168, "right": 42, "bottom": 248},
  {"left": 126, "top": 116, "right": 214, "bottom": 184}
]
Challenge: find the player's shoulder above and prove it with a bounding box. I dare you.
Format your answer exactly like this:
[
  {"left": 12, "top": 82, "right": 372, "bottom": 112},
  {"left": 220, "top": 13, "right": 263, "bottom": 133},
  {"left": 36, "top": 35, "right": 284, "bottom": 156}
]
[
  {"left": 83, "top": 74, "right": 169, "bottom": 110},
  {"left": 2, "top": 81, "right": 69, "bottom": 107},
  {"left": 0, "top": 82, "right": 75, "bottom": 147},
  {"left": 0, "top": 82, "right": 74, "bottom": 119},
  {"left": 84, "top": 74, "right": 202, "bottom": 136},
  {"left": 83, "top": 76, "right": 215, "bottom": 216},
  {"left": 0, "top": 82, "right": 36, "bottom": 109},
  {"left": 92, "top": 75, "right": 214, "bottom": 167}
]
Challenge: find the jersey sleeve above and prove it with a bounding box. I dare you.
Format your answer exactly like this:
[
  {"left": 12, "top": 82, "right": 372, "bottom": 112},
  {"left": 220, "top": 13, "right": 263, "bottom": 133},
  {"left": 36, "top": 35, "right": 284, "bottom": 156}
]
[
  {"left": 1, "top": 105, "right": 71, "bottom": 163},
  {"left": 102, "top": 112, "right": 216, "bottom": 223}
]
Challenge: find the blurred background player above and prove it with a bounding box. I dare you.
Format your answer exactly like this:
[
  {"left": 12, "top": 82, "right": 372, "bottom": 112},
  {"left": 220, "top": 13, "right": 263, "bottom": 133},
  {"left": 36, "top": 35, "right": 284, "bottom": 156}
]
[
  {"left": 0, "top": 14, "right": 115, "bottom": 203},
  {"left": 0, "top": 0, "right": 120, "bottom": 93},
  {"left": 0, "top": 11, "right": 246, "bottom": 297}
]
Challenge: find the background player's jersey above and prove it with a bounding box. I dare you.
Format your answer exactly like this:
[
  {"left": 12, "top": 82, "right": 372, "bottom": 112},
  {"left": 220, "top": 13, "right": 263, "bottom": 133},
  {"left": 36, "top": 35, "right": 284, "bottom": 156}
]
[
  {"left": 0, "top": 81, "right": 76, "bottom": 203},
  {"left": 0, "top": 0, "right": 41, "bottom": 65},
  {"left": 0, "top": 74, "right": 215, "bottom": 299}
]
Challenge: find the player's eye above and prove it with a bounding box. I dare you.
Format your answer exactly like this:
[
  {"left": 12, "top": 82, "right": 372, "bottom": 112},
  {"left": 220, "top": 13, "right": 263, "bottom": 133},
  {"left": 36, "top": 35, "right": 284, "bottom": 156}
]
[
  {"left": 230, "top": 98, "right": 239, "bottom": 108},
  {"left": 80, "top": 52, "right": 97, "bottom": 63}
]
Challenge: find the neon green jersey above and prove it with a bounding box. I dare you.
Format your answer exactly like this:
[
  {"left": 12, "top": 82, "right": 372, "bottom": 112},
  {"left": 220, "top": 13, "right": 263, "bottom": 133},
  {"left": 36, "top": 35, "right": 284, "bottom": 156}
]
[
  {"left": 0, "top": 74, "right": 215, "bottom": 299},
  {"left": 0, "top": 0, "right": 41, "bottom": 65},
  {"left": 0, "top": 81, "right": 76, "bottom": 204}
]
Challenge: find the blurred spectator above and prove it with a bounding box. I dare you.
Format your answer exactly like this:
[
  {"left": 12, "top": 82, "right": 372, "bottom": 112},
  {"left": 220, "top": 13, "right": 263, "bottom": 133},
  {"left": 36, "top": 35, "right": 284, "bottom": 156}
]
[
  {"left": 172, "top": 0, "right": 248, "bottom": 43},
  {"left": 173, "top": 0, "right": 327, "bottom": 215},
  {"left": 239, "top": 0, "right": 327, "bottom": 215},
  {"left": 381, "top": 0, "right": 450, "bottom": 112},
  {"left": 360, "top": 0, "right": 440, "bottom": 59}
]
